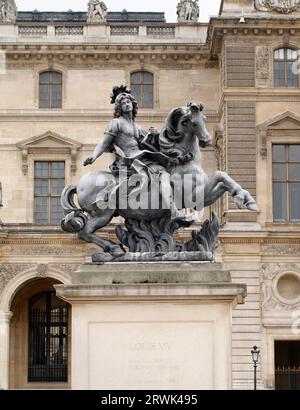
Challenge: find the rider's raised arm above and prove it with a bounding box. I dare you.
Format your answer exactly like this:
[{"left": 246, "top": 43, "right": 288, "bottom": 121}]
[{"left": 91, "top": 119, "right": 119, "bottom": 161}]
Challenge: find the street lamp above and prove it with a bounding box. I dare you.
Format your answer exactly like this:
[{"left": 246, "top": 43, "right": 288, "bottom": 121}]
[{"left": 251, "top": 345, "right": 260, "bottom": 390}]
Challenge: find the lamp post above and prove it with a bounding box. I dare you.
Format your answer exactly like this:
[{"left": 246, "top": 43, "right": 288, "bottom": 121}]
[{"left": 251, "top": 345, "right": 260, "bottom": 390}]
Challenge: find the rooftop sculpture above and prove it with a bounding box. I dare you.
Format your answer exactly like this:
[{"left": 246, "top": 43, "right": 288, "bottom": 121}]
[
  {"left": 0, "top": 0, "right": 17, "bottom": 23},
  {"left": 87, "top": 0, "right": 107, "bottom": 23},
  {"left": 177, "top": 0, "right": 199, "bottom": 22}
]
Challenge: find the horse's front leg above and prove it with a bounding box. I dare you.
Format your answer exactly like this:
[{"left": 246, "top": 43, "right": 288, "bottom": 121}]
[
  {"left": 204, "top": 171, "right": 258, "bottom": 211},
  {"left": 204, "top": 182, "right": 227, "bottom": 207}
]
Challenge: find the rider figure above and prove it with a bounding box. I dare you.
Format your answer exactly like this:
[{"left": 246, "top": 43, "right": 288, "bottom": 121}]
[{"left": 83, "top": 86, "right": 180, "bottom": 218}]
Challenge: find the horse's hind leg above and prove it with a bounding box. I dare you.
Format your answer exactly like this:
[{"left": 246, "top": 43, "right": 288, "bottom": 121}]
[{"left": 78, "top": 212, "right": 125, "bottom": 257}]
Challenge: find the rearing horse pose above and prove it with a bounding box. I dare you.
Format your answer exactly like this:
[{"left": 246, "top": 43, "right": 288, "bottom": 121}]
[{"left": 61, "top": 91, "right": 257, "bottom": 257}]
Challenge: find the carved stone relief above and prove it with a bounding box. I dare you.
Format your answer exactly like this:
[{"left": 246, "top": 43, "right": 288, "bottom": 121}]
[
  {"left": 262, "top": 243, "right": 300, "bottom": 255},
  {"left": 0, "top": 264, "right": 35, "bottom": 294},
  {"left": 255, "top": 0, "right": 300, "bottom": 14},
  {"left": 0, "top": 263, "right": 79, "bottom": 296},
  {"left": 256, "top": 46, "right": 270, "bottom": 81},
  {"left": 261, "top": 263, "right": 300, "bottom": 311}
]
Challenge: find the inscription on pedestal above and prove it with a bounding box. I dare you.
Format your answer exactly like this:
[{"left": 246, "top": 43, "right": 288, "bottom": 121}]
[{"left": 88, "top": 321, "right": 214, "bottom": 390}]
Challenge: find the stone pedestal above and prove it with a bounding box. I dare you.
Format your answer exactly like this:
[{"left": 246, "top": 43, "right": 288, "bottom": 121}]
[{"left": 56, "top": 262, "right": 246, "bottom": 390}]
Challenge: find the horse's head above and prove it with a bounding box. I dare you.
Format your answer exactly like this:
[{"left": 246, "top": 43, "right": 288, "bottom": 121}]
[
  {"left": 159, "top": 102, "right": 212, "bottom": 164},
  {"left": 163, "top": 102, "right": 212, "bottom": 148},
  {"left": 185, "top": 102, "right": 212, "bottom": 148}
]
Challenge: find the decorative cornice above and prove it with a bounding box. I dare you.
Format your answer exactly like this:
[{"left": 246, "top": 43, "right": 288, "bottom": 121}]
[
  {"left": 207, "top": 16, "right": 300, "bottom": 54},
  {"left": 1, "top": 43, "right": 209, "bottom": 52}
]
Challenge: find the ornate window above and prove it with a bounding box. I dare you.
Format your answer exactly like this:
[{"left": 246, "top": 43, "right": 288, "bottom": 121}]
[
  {"left": 39, "top": 71, "right": 62, "bottom": 108},
  {"left": 34, "top": 161, "right": 65, "bottom": 225},
  {"left": 274, "top": 48, "right": 298, "bottom": 87},
  {"left": 273, "top": 144, "right": 300, "bottom": 222},
  {"left": 28, "top": 291, "right": 69, "bottom": 382},
  {"left": 130, "top": 71, "right": 154, "bottom": 109}
]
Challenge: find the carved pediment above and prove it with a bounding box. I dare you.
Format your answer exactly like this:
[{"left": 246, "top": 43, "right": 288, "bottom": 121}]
[
  {"left": 17, "top": 131, "right": 82, "bottom": 175},
  {"left": 258, "top": 111, "right": 300, "bottom": 158},
  {"left": 268, "top": 117, "right": 300, "bottom": 130}
]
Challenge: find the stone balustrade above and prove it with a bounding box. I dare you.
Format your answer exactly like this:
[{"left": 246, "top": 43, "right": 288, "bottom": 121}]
[
  {"left": 1, "top": 23, "right": 207, "bottom": 43},
  {"left": 18, "top": 25, "right": 48, "bottom": 37}
]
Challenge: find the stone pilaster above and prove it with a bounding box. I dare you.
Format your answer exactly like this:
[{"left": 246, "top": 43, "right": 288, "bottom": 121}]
[{"left": 0, "top": 312, "right": 13, "bottom": 390}]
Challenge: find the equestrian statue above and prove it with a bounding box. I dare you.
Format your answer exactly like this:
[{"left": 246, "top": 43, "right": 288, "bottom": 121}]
[{"left": 61, "top": 86, "right": 257, "bottom": 262}]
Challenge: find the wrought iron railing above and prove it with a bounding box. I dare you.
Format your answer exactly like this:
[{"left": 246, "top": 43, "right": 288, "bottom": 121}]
[{"left": 275, "top": 366, "right": 300, "bottom": 390}]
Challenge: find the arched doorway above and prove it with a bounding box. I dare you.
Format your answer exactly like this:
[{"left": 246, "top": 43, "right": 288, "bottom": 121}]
[{"left": 9, "top": 278, "right": 71, "bottom": 389}]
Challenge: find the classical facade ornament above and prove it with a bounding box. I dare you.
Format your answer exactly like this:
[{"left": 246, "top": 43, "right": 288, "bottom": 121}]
[
  {"left": 0, "top": 264, "right": 36, "bottom": 294},
  {"left": 177, "top": 0, "right": 199, "bottom": 22},
  {"left": 262, "top": 243, "right": 300, "bottom": 255},
  {"left": 261, "top": 263, "right": 300, "bottom": 311},
  {"left": 87, "top": 0, "right": 108, "bottom": 23},
  {"left": 255, "top": 0, "right": 300, "bottom": 14},
  {"left": 16, "top": 131, "right": 82, "bottom": 176},
  {"left": 36, "top": 264, "right": 49, "bottom": 278},
  {"left": 50, "top": 264, "right": 80, "bottom": 276},
  {"left": 256, "top": 46, "right": 270, "bottom": 80},
  {"left": 0, "top": 0, "right": 17, "bottom": 23}
]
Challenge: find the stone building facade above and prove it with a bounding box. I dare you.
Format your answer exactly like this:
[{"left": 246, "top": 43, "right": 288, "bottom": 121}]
[{"left": 0, "top": 0, "right": 300, "bottom": 390}]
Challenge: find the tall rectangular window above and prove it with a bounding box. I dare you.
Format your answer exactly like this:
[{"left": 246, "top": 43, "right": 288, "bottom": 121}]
[
  {"left": 131, "top": 71, "right": 154, "bottom": 109},
  {"left": 274, "top": 48, "right": 298, "bottom": 88},
  {"left": 273, "top": 144, "right": 300, "bottom": 223},
  {"left": 39, "top": 71, "right": 62, "bottom": 109},
  {"left": 34, "top": 161, "right": 65, "bottom": 225}
]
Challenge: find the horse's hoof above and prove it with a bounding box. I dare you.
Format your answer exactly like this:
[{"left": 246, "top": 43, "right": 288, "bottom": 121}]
[
  {"left": 110, "top": 247, "right": 126, "bottom": 258},
  {"left": 246, "top": 201, "right": 259, "bottom": 212}
]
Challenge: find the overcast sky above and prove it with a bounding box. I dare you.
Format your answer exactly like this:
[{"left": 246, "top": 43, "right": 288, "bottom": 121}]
[{"left": 16, "top": 0, "right": 222, "bottom": 22}]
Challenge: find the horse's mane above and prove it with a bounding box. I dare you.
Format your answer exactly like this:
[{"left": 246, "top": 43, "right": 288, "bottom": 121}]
[{"left": 159, "top": 107, "right": 187, "bottom": 158}]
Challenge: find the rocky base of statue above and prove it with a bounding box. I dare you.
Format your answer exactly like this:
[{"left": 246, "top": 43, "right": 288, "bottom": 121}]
[
  {"left": 93, "top": 251, "right": 215, "bottom": 263},
  {"left": 92, "top": 213, "right": 219, "bottom": 263}
]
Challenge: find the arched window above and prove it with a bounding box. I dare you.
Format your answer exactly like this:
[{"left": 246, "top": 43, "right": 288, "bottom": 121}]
[
  {"left": 28, "top": 291, "right": 69, "bottom": 382},
  {"left": 274, "top": 48, "right": 298, "bottom": 87},
  {"left": 39, "top": 71, "right": 62, "bottom": 108},
  {"left": 130, "top": 71, "right": 154, "bottom": 108}
]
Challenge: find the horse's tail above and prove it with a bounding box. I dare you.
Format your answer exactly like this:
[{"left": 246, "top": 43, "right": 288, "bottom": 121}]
[{"left": 60, "top": 185, "right": 87, "bottom": 233}]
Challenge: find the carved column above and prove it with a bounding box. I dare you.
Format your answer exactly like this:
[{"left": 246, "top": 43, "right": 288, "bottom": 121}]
[{"left": 0, "top": 312, "right": 13, "bottom": 390}]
